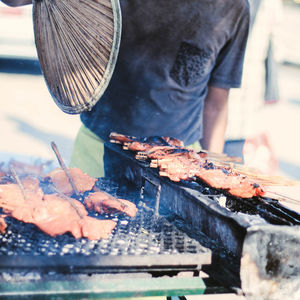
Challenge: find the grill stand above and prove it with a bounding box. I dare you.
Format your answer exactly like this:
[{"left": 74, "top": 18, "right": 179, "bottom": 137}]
[{"left": 104, "top": 143, "right": 300, "bottom": 300}]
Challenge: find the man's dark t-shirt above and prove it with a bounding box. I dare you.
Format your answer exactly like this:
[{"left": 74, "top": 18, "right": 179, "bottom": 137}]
[{"left": 81, "top": 0, "right": 250, "bottom": 146}]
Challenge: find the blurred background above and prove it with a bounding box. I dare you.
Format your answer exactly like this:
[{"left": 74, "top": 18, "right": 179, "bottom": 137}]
[{"left": 0, "top": 0, "right": 299, "bottom": 180}]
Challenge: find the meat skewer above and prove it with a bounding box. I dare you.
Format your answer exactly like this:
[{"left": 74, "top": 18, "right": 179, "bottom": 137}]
[
  {"left": 51, "top": 141, "right": 80, "bottom": 197},
  {"left": 49, "top": 185, "right": 85, "bottom": 219},
  {"left": 85, "top": 190, "right": 138, "bottom": 218},
  {"left": 109, "top": 132, "right": 268, "bottom": 199},
  {"left": 45, "top": 167, "right": 97, "bottom": 196},
  {"left": 0, "top": 182, "right": 117, "bottom": 240},
  {"left": 9, "top": 165, "right": 27, "bottom": 201}
]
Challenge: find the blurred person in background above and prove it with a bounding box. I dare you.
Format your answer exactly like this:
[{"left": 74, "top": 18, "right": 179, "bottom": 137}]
[{"left": 224, "top": 0, "right": 283, "bottom": 174}]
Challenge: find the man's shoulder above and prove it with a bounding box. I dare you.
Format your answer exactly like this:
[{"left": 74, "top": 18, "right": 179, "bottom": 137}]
[
  {"left": 223, "top": 0, "right": 250, "bottom": 14},
  {"left": 235, "top": 0, "right": 250, "bottom": 13}
]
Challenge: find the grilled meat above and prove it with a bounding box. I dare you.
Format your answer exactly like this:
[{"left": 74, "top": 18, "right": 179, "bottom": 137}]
[
  {"left": 110, "top": 132, "right": 184, "bottom": 151},
  {"left": 45, "top": 167, "right": 97, "bottom": 196},
  {"left": 0, "top": 178, "right": 44, "bottom": 212},
  {"left": 110, "top": 132, "right": 266, "bottom": 199},
  {"left": 0, "top": 169, "right": 130, "bottom": 239},
  {"left": 32, "top": 194, "right": 116, "bottom": 240},
  {"left": 195, "top": 164, "right": 264, "bottom": 198},
  {"left": 0, "top": 187, "right": 117, "bottom": 240},
  {"left": 79, "top": 217, "right": 117, "bottom": 240},
  {"left": 85, "top": 190, "right": 138, "bottom": 218}
]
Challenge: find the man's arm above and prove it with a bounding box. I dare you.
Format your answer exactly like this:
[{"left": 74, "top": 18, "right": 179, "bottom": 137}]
[
  {"left": 201, "top": 86, "right": 229, "bottom": 153},
  {"left": 1, "top": 0, "right": 32, "bottom": 7}
]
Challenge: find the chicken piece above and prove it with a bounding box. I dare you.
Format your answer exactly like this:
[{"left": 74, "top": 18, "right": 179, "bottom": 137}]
[
  {"left": 45, "top": 168, "right": 97, "bottom": 196},
  {"left": 153, "top": 149, "right": 265, "bottom": 198},
  {"left": 21, "top": 176, "right": 43, "bottom": 193},
  {"left": 30, "top": 194, "right": 116, "bottom": 240},
  {"left": 80, "top": 217, "right": 117, "bottom": 240},
  {"left": 156, "top": 151, "right": 202, "bottom": 182},
  {"left": 30, "top": 193, "right": 87, "bottom": 237},
  {"left": 0, "top": 175, "right": 115, "bottom": 240},
  {"left": 0, "top": 178, "right": 44, "bottom": 224},
  {"left": 195, "top": 167, "right": 265, "bottom": 198},
  {"left": 110, "top": 132, "right": 185, "bottom": 153},
  {"left": 0, "top": 180, "right": 44, "bottom": 210},
  {"left": 85, "top": 191, "right": 138, "bottom": 218}
]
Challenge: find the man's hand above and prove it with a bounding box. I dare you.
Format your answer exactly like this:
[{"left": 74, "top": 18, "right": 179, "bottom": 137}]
[
  {"left": 1, "top": 0, "right": 32, "bottom": 7},
  {"left": 201, "top": 86, "right": 229, "bottom": 153}
]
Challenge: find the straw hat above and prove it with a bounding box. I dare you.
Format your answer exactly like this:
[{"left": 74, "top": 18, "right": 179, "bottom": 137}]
[{"left": 33, "top": 0, "right": 121, "bottom": 114}]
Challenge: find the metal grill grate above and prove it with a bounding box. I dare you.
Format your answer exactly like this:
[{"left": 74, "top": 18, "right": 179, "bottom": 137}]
[{"left": 0, "top": 178, "right": 210, "bottom": 271}]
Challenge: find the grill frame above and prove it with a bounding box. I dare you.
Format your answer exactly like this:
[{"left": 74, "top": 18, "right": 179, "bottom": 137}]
[{"left": 104, "top": 142, "right": 300, "bottom": 298}]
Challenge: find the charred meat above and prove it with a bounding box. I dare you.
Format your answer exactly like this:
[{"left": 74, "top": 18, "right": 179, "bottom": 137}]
[
  {"left": 109, "top": 132, "right": 266, "bottom": 199},
  {"left": 85, "top": 190, "right": 138, "bottom": 218},
  {"left": 45, "top": 167, "right": 97, "bottom": 196}
]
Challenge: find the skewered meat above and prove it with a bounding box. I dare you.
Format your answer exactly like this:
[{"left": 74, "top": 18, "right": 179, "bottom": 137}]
[
  {"left": 127, "top": 136, "right": 184, "bottom": 152},
  {"left": 79, "top": 217, "right": 117, "bottom": 240},
  {"left": 158, "top": 157, "right": 264, "bottom": 198},
  {"left": 0, "top": 170, "right": 131, "bottom": 239},
  {"left": 32, "top": 194, "right": 116, "bottom": 240},
  {"left": 138, "top": 136, "right": 184, "bottom": 147},
  {"left": 110, "top": 132, "right": 184, "bottom": 150},
  {"left": 195, "top": 164, "right": 264, "bottom": 198},
  {"left": 45, "top": 167, "right": 97, "bottom": 196},
  {"left": 0, "top": 188, "right": 117, "bottom": 240},
  {"left": 0, "top": 179, "right": 44, "bottom": 211},
  {"left": 85, "top": 190, "right": 138, "bottom": 218},
  {"left": 110, "top": 132, "right": 266, "bottom": 199},
  {"left": 29, "top": 193, "right": 88, "bottom": 238}
]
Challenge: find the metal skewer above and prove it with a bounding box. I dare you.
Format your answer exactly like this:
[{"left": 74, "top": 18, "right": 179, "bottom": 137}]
[
  {"left": 264, "top": 190, "right": 300, "bottom": 205},
  {"left": 10, "top": 165, "right": 27, "bottom": 201},
  {"left": 51, "top": 141, "right": 80, "bottom": 197},
  {"left": 50, "top": 186, "right": 84, "bottom": 219},
  {"left": 93, "top": 187, "right": 128, "bottom": 209}
]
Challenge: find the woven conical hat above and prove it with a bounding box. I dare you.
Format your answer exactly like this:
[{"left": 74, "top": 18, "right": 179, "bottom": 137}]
[{"left": 33, "top": 0, "right": 121, "bottom": 114}]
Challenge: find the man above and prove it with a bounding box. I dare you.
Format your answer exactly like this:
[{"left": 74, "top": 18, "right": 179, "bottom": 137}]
[
  {"left": 2, "top": 0, "right": 250, "bottom": 178},
  {"left": 73, "top": 0, "right": 250, "bottom": 177}
]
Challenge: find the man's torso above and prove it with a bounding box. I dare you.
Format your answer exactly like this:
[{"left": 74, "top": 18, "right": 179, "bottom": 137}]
[{"left": 81, "top": 0, "right": 249, "bottom": 145}]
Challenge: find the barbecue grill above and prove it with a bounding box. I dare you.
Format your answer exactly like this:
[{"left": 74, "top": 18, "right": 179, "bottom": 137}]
[
  {"left": 104, "top": 142, "right": 300, "bottom": 300},
  {"left": 1, "top": 175, "right": 236, "bottom": 298}
]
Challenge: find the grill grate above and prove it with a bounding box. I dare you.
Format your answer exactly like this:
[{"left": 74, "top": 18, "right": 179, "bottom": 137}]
[{"left": 0, "top": 178, "right": 210, "bottom": 271}]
